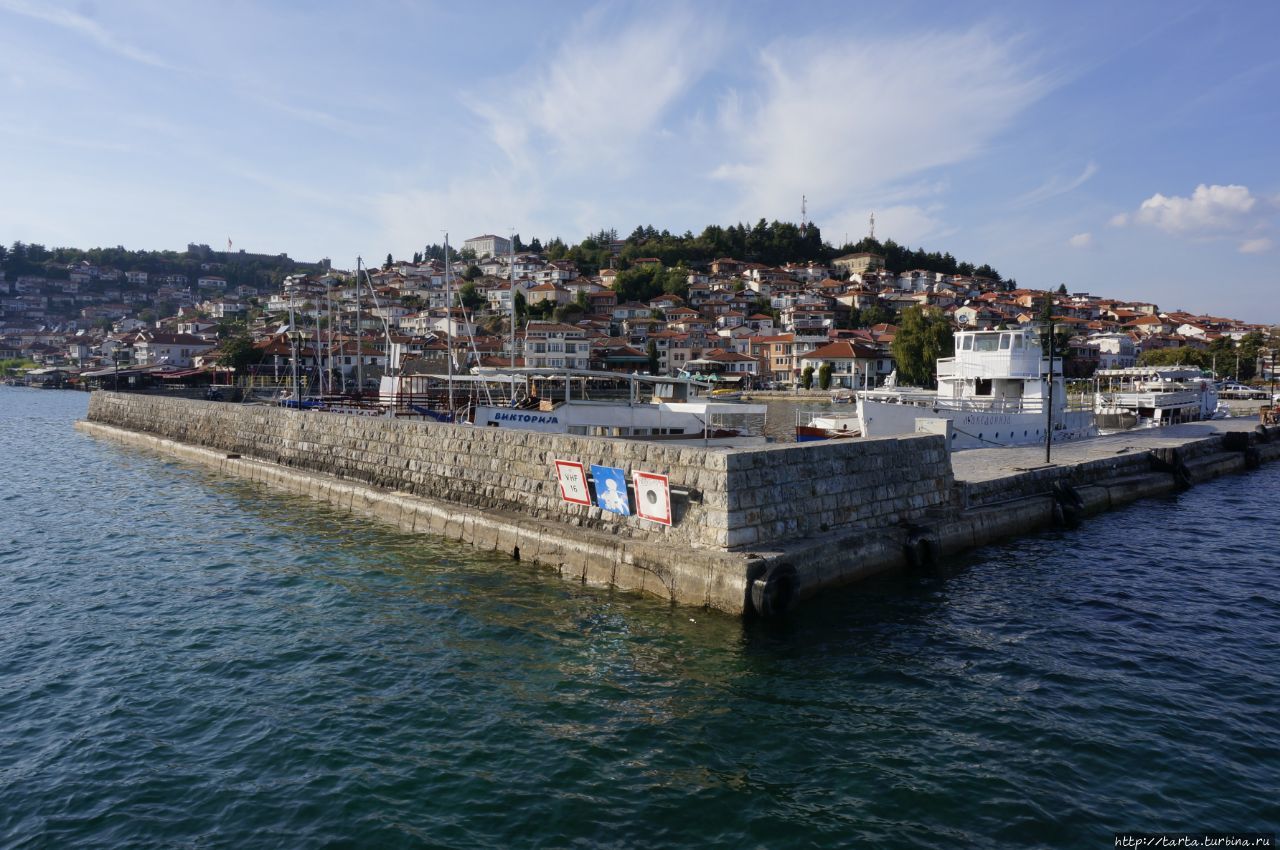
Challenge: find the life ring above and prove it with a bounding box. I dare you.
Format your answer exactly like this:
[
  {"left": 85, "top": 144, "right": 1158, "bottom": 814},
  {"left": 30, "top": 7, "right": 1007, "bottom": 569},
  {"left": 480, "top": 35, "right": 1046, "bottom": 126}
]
[{"left": 749, "top": 562, "right": 797, "bottom": 618}]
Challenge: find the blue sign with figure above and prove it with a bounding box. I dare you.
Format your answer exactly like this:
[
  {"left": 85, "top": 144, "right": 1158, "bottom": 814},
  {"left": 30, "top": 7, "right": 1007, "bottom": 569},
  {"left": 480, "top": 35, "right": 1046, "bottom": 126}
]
[{"left": 590, "top": 465, "right": 631, "bottom": 516}]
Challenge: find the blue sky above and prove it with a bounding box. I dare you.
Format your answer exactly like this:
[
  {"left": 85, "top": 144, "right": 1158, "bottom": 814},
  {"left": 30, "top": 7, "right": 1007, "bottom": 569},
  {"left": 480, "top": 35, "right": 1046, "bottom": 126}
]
[{"left": 2, "top": 0, "right": 1278, "bottom": 320}]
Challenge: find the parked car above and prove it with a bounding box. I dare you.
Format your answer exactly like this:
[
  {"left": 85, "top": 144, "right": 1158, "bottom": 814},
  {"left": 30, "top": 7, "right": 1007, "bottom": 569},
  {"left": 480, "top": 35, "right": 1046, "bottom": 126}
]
[{"left": 1218, "top": 382, "right": 1270, "bottom": 400}]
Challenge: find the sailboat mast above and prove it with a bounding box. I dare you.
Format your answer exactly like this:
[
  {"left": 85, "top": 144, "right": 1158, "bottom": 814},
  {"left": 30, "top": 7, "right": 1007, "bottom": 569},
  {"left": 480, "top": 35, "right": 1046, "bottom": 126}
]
[
  {"left": 509, "top": 235, "right": 516, "bottom": 373},
  {"left": 355, "top": 256, "right": 363, "bottom": 396},
  {"left": 445, "top": 233, "right": 454, "bottom": 418}
]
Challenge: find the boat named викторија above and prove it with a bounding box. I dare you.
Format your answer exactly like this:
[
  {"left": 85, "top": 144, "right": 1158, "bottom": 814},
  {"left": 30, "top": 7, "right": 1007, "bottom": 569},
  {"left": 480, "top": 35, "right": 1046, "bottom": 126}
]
[{"left": 856, "top": 327, "right": 1097, "bottom": 450}]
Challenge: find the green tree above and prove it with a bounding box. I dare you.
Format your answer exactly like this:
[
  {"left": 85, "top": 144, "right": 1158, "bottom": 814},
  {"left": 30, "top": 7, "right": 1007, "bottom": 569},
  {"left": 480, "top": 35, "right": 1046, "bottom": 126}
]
[
  {"left": 1235, "top": 331, "right": 1266, "bottom": 380},
  {"left": 1138, "top": 347, "right": 1209, "bottom": 369},
  {"left": 385, "top": 253, "right": 393, "bottom": 268},
  {"left": 818, "top": 362, "right": 833, "bottom": 390},
  {"left": 459, "top": 282, "right": 484, "bottom": 311},
  {"left": 514, "top": 290, "right": 528, "bottom": 323},
  {"left": 217, "top": 333, "right": 265, "bottom": 373},
  {"left": 891, "top": 306, "right": 954, "bottom": 387},
  {"left": 647, "top": 339, "right": 659, "bottom": 375},
  {"left": 801, "top": 365, "right": 814, "bottom": 390}
]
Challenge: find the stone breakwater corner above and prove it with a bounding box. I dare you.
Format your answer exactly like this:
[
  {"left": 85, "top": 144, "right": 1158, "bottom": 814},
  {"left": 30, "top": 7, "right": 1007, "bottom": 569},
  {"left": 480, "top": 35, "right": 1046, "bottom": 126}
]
[{"left": 79, "top": 392, "right": 1280, "bottom": 618}]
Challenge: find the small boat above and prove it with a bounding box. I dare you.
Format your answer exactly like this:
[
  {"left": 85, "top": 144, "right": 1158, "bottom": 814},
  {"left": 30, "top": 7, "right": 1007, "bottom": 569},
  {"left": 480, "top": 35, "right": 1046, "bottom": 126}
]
[
  {"left": 830, "top": 389, "right": 855, "bottom": 404},
  {"left": 796, "top": 412, "right": 861, "bottom": 442},
  {"left": 708, "top": 388, "right": 743, "bottom": 401}
]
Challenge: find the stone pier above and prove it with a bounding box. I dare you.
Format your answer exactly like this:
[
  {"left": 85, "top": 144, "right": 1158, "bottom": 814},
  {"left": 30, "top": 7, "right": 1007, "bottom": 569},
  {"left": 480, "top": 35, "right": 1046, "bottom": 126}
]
[{"left": 77, "top": 393, "right": 1280, "bottom": 617}]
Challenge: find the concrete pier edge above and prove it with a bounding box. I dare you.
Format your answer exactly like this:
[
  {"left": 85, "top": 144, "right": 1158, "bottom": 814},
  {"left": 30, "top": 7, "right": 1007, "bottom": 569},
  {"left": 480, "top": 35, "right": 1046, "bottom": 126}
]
[{"left": 77, "top": 399, "right": 1280, "bottom": 618}]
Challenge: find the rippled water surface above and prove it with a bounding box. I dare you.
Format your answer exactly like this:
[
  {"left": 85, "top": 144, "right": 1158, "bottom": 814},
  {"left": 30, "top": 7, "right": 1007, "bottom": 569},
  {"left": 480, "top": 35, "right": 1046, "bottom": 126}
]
[{"left": 2, "top": 387, "right": 1278, "bottom": 848}]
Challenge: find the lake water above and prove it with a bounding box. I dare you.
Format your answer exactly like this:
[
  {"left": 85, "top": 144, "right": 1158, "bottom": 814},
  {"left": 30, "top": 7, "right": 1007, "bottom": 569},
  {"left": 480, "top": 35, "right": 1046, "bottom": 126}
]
[{"left": 2, "top": 387, "right": 1277, "bottom": 848}]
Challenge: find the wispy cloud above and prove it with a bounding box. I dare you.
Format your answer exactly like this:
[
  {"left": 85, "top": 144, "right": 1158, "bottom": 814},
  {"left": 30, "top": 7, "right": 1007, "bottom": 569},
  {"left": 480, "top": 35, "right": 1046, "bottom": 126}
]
[
  {"left": 1239, "top": 237, "right": 1272, "bottom": 254},
  {"left": 0, "top": 0, "right": 173, "bottom": 69},
  {"left": 710, "top": 27, "right": 1048, "bottom": 241},
  {"left": 1013, "top": 161, "right": 1099, "bottom": 207},
  {"left": 250, "top": 94, "right": 365, "bottom": 137},
  {"left": 472, "top": 6, "right": 724, "bottom": 173},
  {"left": 1067, "top": 231, "right": 1093, "bottom": 248}
]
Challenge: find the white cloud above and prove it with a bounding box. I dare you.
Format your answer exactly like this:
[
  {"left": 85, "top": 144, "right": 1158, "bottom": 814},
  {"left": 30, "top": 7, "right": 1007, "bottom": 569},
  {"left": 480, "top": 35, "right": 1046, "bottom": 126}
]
[
  {"left": 711, "top": 28, "right": 1047, "bottom": 236},
  {"left": 473, "top": 8, "right": 721, "bottom": 172},
  {"left": 1108, "top": 213, "right": 1129, "bottom": 227},
  {"left": 0, "top": 0, "right": 173, "bottom": 69},
  {"left": 1239, "top": 237, "right": 1272, "bottom": 254},
  {"left": 1068, "top": 232, "right": 1093, "bottom": 248},
  {"left": 1132, "top": 183, "right": 1257, "bottom": 234},
  {"left": 1014, "top": 161, "right": 1099, "bottom": 207}
]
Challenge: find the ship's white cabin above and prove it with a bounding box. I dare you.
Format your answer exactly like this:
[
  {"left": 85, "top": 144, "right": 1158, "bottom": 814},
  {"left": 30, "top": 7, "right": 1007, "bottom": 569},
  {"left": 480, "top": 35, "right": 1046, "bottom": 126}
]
[{"left": 937, "top": 329, "right": 1065, "bottom": 412}]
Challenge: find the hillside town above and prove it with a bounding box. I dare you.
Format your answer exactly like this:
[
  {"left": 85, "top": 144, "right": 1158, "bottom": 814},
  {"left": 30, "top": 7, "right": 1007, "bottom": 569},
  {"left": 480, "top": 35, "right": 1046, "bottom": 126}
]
[{"left": 3, "top": 232, "right": 1277, "bottom": 391}]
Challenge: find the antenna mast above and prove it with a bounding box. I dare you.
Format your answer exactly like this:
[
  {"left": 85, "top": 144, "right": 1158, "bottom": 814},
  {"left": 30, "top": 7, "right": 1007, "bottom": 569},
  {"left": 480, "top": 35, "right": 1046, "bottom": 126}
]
[
  {"left": 800, "top": 195, "right": 808, "bottom": 233},
  {"left": 869, "top": 212, "right": 876, "bottom": 242}
]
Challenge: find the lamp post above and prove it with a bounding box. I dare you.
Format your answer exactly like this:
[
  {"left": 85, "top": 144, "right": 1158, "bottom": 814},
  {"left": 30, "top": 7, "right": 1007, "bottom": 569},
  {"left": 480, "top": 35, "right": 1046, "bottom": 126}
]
[
  {"left": 1045, "top": 321, "right": 1055, "bottom": 464},
  {"left": 113, "top": 348, "right": 122, "bottom": 392}
]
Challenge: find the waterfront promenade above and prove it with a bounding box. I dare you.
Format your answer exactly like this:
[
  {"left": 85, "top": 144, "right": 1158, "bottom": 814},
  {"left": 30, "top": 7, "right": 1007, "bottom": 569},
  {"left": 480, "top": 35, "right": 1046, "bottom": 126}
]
[{"left": 953, "top": 416, "right": 1265, "bottom": 483}]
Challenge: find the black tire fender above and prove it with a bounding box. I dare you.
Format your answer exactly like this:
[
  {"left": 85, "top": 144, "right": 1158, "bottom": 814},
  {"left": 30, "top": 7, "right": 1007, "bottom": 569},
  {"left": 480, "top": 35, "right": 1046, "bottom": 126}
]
[{"left": 750, "top": 562, "right": 798, "bottom": 618}]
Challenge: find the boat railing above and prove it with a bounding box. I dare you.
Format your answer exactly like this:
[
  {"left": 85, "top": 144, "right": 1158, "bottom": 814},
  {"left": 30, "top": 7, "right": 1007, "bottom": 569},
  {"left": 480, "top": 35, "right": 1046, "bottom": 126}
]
[
  {"left": 1097, "top": 390, "right": 1202, "bottom": 409},
  {"left": 862, "top": 390, "right": 1086, "bottom": 415}
]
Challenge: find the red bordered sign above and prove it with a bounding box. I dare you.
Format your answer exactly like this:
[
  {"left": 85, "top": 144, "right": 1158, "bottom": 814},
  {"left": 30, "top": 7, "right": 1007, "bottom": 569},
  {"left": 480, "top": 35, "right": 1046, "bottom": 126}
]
[
  {"left": 632, "top": 470, "right": 672, "bottom": 525},
  {"left": 553, "top": 459, "right": 592, "bottom": 506}
]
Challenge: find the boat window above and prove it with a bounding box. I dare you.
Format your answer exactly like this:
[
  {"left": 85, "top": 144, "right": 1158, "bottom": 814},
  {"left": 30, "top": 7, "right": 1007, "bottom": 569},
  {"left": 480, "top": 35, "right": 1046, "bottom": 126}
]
[
  {"left": 1012, "top": 336, "right": 1023, "bottom": 349},
  {"left": 974, "top": 335, "right": 1000, "bottom": 352},
  {"left": 974, "top": 378, "right": 993, "bottom": 396},
  {"left": 999, "top": 334, "right": 1011, "bottom": 350},
  {"left": 960, "top": 336, "right": 973, "bottom": 351}
]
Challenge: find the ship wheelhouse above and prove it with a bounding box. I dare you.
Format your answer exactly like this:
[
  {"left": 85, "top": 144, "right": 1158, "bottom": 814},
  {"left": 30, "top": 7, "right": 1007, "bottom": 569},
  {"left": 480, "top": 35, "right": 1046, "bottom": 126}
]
[{"left": 936, "top": 329, "right": 1064, "bottom": 414}]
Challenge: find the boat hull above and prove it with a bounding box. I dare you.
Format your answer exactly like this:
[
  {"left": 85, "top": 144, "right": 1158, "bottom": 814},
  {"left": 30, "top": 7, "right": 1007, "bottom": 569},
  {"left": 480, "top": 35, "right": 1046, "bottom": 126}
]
[{"left": 858, "top": 397, "right": 1097, "bottom": 450}]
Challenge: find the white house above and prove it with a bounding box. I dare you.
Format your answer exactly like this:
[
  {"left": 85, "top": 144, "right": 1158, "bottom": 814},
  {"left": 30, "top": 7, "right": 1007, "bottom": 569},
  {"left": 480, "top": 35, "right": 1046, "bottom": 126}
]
[
  {"left": 132, "top": 332, "right": 216, "bottom": 367},
  {"left": 463, "top": 234, "right": 513, "bottom": 258},
  {"left": 522, "top": 321, "right": 589, "bottom": 370},
  {"left": 797, "top": 340, "right": 881, "bottom": 389}
]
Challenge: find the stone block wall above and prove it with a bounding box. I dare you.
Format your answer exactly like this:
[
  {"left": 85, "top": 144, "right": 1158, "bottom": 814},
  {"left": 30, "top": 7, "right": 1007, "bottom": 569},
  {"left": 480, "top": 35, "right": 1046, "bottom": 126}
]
[
  {"left": 88, "top": 393, "right": 954, "bottom": 552},
  {"left": 720, "top": 438, "right": 954, "bottom": 548}
]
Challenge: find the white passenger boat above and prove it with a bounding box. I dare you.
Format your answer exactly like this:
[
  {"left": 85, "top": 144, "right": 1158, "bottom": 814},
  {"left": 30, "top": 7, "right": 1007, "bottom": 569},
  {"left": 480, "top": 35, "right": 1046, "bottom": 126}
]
[
  {"left": 856, "top": 328, "right": 1097, "bottom": 450},
  {"left": 1093, "top": 366, "right": 1223, "bottom": 430},
  {"left": 468, "top": 368, "right": 769, "bottom": 446}
]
